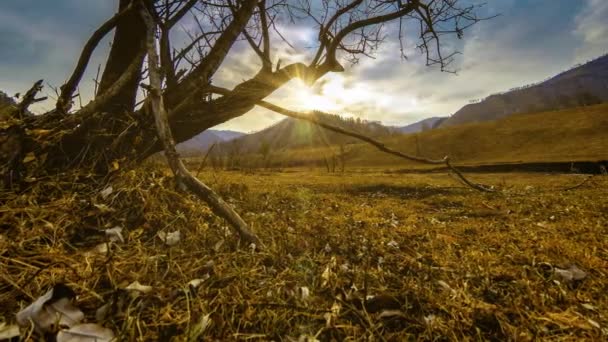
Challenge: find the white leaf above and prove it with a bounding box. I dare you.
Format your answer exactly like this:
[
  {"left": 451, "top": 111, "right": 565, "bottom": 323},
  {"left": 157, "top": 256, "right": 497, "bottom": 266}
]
[
  {"left": 125, "top": 281, "right": 152, "bottom": 294},
  {"left": 188, "top": 275, "right": 210, "bottom": 289},
  {"left": 91, "top": 243, "right": 109, "bottom": 255},
  {"left": 213, "top": 239, "right": 224, "bottom": 252},
  {"left": 56, "top": 323, "right": 115, "bottom": 342},
  {"left": 298, "top": 287, "right": 310, "bottom": 300},
  {"left": 554, "top": 265, "right": 587, "bottom": 283},
  {"left": 104, "top": 226, "right": 124, "bottom": 243},
  {"left": 298, "top": 334, "right": 320, "bottom": 342},
  {"left": 157, "top": 230, "right": 181, "bottom": 246},
  {"left": 100, "top": 186, "right": 113, "bottom": 199},
  {"left": 0, "top": 323, "right": 20, "bottom": 340},
  {"left": 379, "top": 310, "right": 406, "bottom": 319},
  {"left": 16, "top": 285, "right": 84, "bottom": 333},
  {"left": 386, "top": 240, "right": 399, "bottom": 249},
  {"left": 188, "top": 313, "right": 211, "bottom": 340}
]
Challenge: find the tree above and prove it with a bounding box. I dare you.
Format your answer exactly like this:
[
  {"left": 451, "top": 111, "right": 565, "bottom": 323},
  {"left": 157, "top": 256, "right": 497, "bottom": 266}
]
[
  {"left": 258, "top": 139, "right": 272, "bottom": 168},
  {"left": 1, "top": 0, "right": 487, "bottom": 241}
]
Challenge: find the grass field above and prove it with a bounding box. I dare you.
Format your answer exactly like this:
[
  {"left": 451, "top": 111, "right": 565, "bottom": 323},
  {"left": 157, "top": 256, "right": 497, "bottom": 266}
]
[
  {"left": 1, "top": 167, "right": 607, "bottom": 340},
  {"left": 230, "top": 104, "right": 608, "bottom": 169}
]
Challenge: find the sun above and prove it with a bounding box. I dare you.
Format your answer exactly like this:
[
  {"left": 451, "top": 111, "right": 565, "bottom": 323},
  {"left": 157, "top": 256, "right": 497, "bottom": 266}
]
[{"left": 290, "top": 79, "right": 343, "bottom": 112}]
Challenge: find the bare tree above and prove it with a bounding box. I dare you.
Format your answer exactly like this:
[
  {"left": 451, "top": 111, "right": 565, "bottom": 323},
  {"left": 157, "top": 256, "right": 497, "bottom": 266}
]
[{"left": 1, "top": 0, "right": 488, "bottom": 240}]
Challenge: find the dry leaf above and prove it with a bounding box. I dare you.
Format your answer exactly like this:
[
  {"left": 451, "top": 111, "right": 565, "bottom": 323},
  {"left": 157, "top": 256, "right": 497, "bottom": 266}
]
[
  {"left": 125, "top": 281, "right": 152, "bottom": 294},
  {"left": 16, "top": 284, "right": 84, "bottom": 333},
  {"left": 188, "top": 275, "right": 210, "bottom": 290},
  {"left": 22, "top": 152, "right": 36, "bottom": 163},
  {"left": 188, "top": 313, "right": 211, "bottom": 340},
  {"left": 554, "top": 265, "right": 587, "bottom": 283},
  {"left": 0, "top": 323, "right": 20, "bottom": 340},
  {"left": 213, "top": 239, "right": 224, "bottom": 252},
  {"left": 104, "top": 227, "right": 124, "bottom": 243},
  {"left": 100, "top": 186, "right": 113, "bottom": 199},
  {"left": 386, "top": 240, "right": 399, "bottom": 249},
  {"left": 298, "top": 286, "right": 310, "bottom": 301},
  {"left": 56, "top": 323, "right": 115, "bottom": 342},
  {"left": 157, "top": 231, "right": 181, "bottom": 246}
]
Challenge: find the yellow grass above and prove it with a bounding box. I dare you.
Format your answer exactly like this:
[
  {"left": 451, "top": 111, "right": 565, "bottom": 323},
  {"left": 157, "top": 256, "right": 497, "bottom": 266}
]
[
  {"left": 1, "top": 166, "right": 607, "bottom": 340},
  {"left": 257, "top": 104, "right": 608, "bottom": 169}
]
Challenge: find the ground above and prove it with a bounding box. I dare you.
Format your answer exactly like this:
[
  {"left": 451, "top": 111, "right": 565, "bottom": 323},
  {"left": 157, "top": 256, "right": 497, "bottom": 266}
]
[{"left": 1, "top": 167, "right": 607, "bottom": 340}]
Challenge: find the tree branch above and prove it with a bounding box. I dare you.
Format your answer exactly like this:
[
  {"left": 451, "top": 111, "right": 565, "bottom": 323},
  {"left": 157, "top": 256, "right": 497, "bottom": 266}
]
[
  {"left": 15, "top": 80, "right": 46, "bottom": 119},
  {"left": 326, "top": 2, "right": 417, "bottom": 65},
  {"left": 56, "top": 1, "right": 135, "bottom": 113},
  {"left": 141, "top": 3, "right": 260, "bottom": 244},
  {"left": 209, "top": 85, "right": 493, "bottom": 192},
  {"left": 165, "top": 0, "right": 258, "bottom": 107},
  {"left": 76, "top": 49, "right": 145, "bottom": 118}
]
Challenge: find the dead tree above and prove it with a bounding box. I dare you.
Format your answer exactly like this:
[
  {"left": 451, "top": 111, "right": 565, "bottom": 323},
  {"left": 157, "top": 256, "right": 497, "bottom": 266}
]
[{"left": 1, "top": 0, "right": 490, "bottom": 241}]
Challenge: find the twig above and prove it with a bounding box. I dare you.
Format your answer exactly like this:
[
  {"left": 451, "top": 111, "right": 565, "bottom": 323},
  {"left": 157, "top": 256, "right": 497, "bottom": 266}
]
[
  {"left": 561, "top": 175, "right": 594, "bottom": 191},
  {"left": 141, "top": 4, "right": 260, "bottom": 245},
  {"left": 196, "top": 142, "right": 216, "bottom": 177}
]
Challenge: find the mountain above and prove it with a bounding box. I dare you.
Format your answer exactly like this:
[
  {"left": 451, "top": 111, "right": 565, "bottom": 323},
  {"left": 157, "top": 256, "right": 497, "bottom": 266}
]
[
  {"left": 396, "top": 117, "right": 447, "bottom": 134},
  {"left": 213, "top": 130, "right": 245, "bottom": 141},
  {"left": 177, "top": 129, "right": 244, "bottom": 156},
  {"left": 217, "top": 112, "right": 399, "bottom": 154},
  {"left": 440, "top": 54, "right": 608, "bottom": 127}
]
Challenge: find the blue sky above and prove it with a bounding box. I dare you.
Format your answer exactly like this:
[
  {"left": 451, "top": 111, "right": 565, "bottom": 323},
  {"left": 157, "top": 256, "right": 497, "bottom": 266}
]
[{"left": 0, "top": 0, "right": 607, "bottom": 132}]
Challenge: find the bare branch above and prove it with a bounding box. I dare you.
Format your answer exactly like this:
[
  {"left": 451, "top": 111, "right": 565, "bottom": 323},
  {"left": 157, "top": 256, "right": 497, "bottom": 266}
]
[
  {"left": 141, "top": 3, "right": 260, "bottom": 244},
  {"left": 14, "top": 80, "right": 46, "bottom": 119},
  {"left": 56, "top": 2, "right": 135, "bottom": 113},
  {"left": 208, "top": 84, "right": 493, "bottom": 192},
  {"left": 76, "top": 50, "right": 145, "bottom": 118}
]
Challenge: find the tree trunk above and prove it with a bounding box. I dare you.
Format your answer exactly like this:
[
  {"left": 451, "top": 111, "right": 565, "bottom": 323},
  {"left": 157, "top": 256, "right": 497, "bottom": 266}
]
[{"left": 96, "top": 0, "right": 147, "bottom": 113}]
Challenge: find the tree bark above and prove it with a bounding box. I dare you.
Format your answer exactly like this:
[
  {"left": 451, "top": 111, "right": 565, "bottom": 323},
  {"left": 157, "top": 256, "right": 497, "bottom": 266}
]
[{"left": 96, "top": 0, "right": 147, "bottom": 113}]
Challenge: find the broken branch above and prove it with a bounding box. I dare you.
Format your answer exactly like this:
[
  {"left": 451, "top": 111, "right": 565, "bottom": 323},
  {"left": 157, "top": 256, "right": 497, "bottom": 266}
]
[{"left": 16, "top": 80, "right": 46, "bottom": 118}]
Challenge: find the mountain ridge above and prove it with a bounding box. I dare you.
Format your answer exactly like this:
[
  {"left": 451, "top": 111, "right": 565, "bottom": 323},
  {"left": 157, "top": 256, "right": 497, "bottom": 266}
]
[{"left": 439, "top": 54, "right": 608, "bottom": 127}]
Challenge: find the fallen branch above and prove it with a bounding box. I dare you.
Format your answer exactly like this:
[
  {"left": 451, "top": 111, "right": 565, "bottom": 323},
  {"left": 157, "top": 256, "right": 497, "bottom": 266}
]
[
  {"left": 209, "top": 85, "right": 494, "bottom": 192},
  {"left": 561, "top": 175, "right": 594, "bottom": 191},
  {"left": 141, "top": 5, "right": 260, "bottom": 245}
]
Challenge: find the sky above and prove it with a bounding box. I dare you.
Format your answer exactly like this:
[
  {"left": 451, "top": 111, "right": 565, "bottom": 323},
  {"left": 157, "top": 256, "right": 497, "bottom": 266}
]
[{"left": 1, "top": 0, "right": 607, "bottom": 133}]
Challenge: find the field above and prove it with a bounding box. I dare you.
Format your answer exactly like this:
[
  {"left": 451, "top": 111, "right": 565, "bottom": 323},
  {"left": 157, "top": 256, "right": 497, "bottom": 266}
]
[
  {"left": 228, "top": 104, "right": 608, "bottom": 170},
  {"left": 1, "top": 167, "right": 607, "bottom": 340}
]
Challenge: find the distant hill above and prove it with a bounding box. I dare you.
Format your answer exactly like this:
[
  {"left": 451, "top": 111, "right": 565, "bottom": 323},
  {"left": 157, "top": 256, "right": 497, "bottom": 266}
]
[
  {"left": 396, "top": 117, "right": 446, "bottom": 133},
  {"left": 243, "top": 104, "right": 608, "bottom": 168},
  {"left": 213, "top": 130, "right": 245, "bottom": 141},
  {"left": 217, "top": 111, "right": 399, "bottom": 154},
  {"left": 177, "top": 129, "right": 244, "bottom": 156},
  {"left": 440, "top": 54, "right": 608, "bottom": 127}
]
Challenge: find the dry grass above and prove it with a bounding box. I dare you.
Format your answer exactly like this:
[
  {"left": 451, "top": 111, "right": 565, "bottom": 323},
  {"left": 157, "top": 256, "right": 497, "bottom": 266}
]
[
  {"left": 1, "top": 166, "right": 607, "bottom": 340},
  {"left": 247, "top": 104, "right": 608, "bottom": 169}
]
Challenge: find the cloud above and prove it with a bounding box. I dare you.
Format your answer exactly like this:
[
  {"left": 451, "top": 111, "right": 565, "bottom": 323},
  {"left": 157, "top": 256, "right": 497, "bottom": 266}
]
[
  {"left": 0, "top": 1, "right": 605, "bottom": 132},
  {"left": 0, "top": 2, "right": 114, "bottom": 112},
  {"left": 574, "top": 0, "right": 608, "bottom": 61}
]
